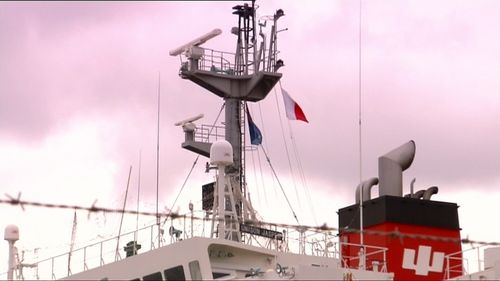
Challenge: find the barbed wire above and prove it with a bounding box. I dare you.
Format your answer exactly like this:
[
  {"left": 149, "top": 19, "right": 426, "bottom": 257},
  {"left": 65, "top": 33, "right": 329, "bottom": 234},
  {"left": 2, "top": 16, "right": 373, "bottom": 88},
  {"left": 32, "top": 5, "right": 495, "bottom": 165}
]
[
  {"left": 2, "top": 193, "right": 500, "bottom": 248},
  {"left": 1, "top": 193, "right": 181, "bottom": 220}
]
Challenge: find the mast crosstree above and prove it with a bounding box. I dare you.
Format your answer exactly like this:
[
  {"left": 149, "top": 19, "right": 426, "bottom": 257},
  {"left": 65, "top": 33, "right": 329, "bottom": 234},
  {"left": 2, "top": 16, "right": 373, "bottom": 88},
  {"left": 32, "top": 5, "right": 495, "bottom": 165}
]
[{"left": 170, "top": 1, "right": 285, "bottom": 242}]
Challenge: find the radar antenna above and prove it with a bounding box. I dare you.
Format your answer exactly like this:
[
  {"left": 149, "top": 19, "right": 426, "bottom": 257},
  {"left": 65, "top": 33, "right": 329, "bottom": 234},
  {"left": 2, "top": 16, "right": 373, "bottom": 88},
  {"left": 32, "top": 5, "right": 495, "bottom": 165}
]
[
  {"left": 174, "top": 114, "right": 204, "bottom": 127},
  {"left": 169, "top": 29, "right": 222, "bottom": 56}
]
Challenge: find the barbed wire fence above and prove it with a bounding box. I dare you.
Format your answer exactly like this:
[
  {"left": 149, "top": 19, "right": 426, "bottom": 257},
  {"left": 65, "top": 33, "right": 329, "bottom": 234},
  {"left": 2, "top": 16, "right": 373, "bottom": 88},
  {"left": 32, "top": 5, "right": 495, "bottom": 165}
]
[{"left": 2, "top": 193, "right": 500, "bottom": 247}]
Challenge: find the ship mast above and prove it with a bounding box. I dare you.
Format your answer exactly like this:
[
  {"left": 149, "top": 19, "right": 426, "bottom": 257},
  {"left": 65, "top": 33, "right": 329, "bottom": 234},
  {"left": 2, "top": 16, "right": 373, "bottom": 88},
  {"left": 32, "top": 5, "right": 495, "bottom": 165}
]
[{"left": 170, "top": 1, "right": 284, "bottom": 242}]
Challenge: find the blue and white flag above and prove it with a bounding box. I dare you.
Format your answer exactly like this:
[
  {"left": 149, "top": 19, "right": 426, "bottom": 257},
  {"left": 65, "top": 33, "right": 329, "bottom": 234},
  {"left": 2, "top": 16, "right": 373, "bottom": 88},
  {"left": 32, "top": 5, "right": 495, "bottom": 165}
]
[{"left": 246, "top": 105, "right": 262, "bottom": 145}]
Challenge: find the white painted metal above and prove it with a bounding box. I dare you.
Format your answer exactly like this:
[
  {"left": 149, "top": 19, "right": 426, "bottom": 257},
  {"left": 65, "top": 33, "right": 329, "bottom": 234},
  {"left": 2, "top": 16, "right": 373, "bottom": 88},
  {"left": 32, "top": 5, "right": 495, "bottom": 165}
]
[
  {"left": 4, "top": 224, "right": 19, "bottom": 281},
  {"left": 60, "top": 237, "right": 394, "bottom": 281},
  {"left": 210, "top": 140, "right": 234, "bottom": 166},
  {"left": 169, "top": 29, "right": 222, "bottom": 56},
  {"left": 448, "top": 246, "right": 500, "bottom": 280}
]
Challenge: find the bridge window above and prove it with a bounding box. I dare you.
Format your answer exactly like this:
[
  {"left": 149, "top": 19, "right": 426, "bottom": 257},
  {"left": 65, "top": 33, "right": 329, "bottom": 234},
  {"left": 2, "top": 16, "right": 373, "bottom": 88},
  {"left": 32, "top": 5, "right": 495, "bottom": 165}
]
[
  {"left": 164, "top": 265, "right": 185, "bottom": 280},
  {"left": 189, "top": 260, "right": 202, "bottom": 280},
  {"left": 212, "top": 272, "right": 230, "bottom": 279},
  {"left": 143, "top": 272, "right": 162, "bottom": 281}
]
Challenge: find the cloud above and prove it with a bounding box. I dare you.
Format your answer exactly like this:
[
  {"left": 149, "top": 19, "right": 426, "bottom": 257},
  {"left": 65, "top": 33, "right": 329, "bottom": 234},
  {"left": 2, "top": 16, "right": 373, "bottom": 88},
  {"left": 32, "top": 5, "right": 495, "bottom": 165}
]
[{"left": 0, "top": 0, "right": 498, "bottom": 211}]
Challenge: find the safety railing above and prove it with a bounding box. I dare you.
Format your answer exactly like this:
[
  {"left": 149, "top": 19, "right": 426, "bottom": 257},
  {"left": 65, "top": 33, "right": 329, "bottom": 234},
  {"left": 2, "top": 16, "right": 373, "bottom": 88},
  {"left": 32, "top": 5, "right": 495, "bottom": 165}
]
[
  {"left": 444, "top": 245, "right": 487, "bottom": 279},
  {"left": 23, "top": 216, "right": 388, "bottom": 280},
  {"left": 198, "top": 48, "right": 240, "bottom": 74},
  {"left": 179, "top": 47, "right": 278, "bottom": 76},
  {"left": 27, "top": 224, "right": 162, "bottom": 280},
  {"left": 195, "top": 124, "right": 225, "bottom": 143},
  {"left": 339, "top": 242, "right": 389, "bottom": 272}
]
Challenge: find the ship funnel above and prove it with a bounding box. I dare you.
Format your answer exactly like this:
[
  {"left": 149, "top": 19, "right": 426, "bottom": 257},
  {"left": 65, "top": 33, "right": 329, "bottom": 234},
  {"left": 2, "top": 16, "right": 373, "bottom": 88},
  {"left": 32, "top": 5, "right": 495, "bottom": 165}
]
[
  {"left": 378, "top": 140, "right": 416, "bottom": 197},
  {"left": 355, "top": 177, "right": 379, "bottom": 203}
]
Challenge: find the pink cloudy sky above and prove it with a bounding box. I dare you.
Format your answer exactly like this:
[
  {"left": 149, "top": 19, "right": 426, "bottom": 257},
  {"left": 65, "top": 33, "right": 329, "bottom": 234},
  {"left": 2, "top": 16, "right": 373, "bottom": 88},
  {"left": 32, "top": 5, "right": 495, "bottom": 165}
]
[{"left": 1, "top": 0, "right": 500, "bottom": 277}]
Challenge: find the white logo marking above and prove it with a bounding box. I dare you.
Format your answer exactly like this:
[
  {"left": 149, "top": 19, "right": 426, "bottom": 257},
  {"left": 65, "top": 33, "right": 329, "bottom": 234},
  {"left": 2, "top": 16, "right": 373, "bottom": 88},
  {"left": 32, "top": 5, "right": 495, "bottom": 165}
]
[{"left": 402, "top": 245, "right": 445, "bottom": 276}]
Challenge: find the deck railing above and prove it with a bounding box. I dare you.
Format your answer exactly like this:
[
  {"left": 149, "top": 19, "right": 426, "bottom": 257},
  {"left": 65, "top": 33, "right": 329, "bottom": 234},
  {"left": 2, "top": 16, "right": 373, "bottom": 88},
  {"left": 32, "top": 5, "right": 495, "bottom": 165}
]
[
  {"left": 22, "top": 215, "right": 388, "bottom": 280},
  {"left": 444, "top": 245, "right": 486, "bottom": 279},
  {"left": 338, "top": 242, "right": 388, "bottom": 272}
]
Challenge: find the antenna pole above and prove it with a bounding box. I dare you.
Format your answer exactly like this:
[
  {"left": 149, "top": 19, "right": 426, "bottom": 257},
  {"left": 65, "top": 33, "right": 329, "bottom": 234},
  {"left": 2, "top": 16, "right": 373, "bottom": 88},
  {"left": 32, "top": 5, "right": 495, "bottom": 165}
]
[
  {"left": 135, "top": 150, "right": 142, "bottom": 251},
  {"left": 7, "top": 242, "right": 15, "bottom": 280},
  {"left": 116, "top": 165, "right": 133, "bottom": 261},
  {"left": 358, "top": 0, "right": 366, "bottom": 269},
  {"left": 156, "top": 72, "right": 161, "bottom": 248},
  {"left": 67, "top": 210, "right": 77, "bottom": 276}
]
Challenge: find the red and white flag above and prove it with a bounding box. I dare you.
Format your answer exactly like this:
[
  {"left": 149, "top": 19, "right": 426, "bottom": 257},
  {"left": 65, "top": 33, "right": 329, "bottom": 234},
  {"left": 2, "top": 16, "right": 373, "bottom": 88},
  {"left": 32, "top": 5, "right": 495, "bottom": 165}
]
[{"left": 281, "top": 89, "right": 309, "bottom": 123}]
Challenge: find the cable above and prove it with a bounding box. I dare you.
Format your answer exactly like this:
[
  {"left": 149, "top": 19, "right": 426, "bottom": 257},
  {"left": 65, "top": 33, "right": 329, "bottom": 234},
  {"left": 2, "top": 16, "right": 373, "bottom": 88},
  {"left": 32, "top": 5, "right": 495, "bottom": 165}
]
[
  {"left": 278, "top": 81, "right": 318, "bottom": 225},
  {"left": 257, "top": 102, "right": 270, "bottom": 205},
  {"left": 247, "top": 105, "right": 262, "bottom": 206},
  {"left": 272, "top": 86, "right": 302, "bottom": 209},
  {"left": 259, "top": 146, "right": 300, "bottom": 225}
]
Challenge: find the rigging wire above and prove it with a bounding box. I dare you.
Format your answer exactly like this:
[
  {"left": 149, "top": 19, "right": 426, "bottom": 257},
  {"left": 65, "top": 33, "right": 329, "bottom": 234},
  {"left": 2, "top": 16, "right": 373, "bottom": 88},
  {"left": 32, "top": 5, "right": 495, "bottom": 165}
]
[
  {"left": 250, "top": 149, "right": 261, "bottom": 204},
  {"left": 162, "top": 102, "right": 226, "bottom": 226},
  {"left": 247, "top": 105, "right": 262, "bottom": 205},
  {"left": 289, "top": 133, "right": 317, "bottom": 225},
  {"left": 278, "top": 81, "right": 318, "bottom": 225},
  {"left": 272, "top": 86, "right": 302, "bottom": 209},
  {"left": 257, "top": 102, "right": 270, "bottom": 205},
  {"left": 260, "top": 145, "right": 300, "bottom": 225}
]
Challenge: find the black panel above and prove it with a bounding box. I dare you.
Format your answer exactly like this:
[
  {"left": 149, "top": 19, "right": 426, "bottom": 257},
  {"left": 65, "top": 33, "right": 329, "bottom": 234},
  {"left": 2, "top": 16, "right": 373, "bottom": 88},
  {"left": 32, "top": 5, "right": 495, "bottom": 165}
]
[
  {"left": 338, "top": 196, "right": 460, "bottom": 230},
  {"left": 164, "top": 265, "right": 185, "bottom": 281},
  {"left": 213, "top": 272, "right": 230, "bottom": 279},
  {"left": 143, "top": 272, "right": 162, "bottom": 281},
  {"left": 202, "top": 182, "right": 215, "bottom": 211}
]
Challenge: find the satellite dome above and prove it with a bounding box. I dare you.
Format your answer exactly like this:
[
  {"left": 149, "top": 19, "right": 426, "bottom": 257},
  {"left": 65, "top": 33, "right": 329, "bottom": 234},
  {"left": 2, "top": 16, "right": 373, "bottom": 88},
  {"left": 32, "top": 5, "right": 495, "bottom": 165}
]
[
  {"left": 4, "top": 224, "right": 19, "bottom": 242},
  {"left": 210, "top": 140, "right": 233, "bottom": 166}
]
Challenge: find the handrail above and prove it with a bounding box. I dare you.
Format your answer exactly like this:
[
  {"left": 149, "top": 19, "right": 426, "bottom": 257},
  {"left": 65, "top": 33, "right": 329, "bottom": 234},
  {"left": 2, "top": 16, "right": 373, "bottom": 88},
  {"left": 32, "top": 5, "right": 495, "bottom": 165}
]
[
  {"left": 196, "top": 124, "right": 225, "bottom": 143},
  {"left": 25, "top": 217, "right": 389, "bottom": 280},
  {"left": 338, "top": 242, "right": 389, "bottom": 272},
  {"left": 443, "top": 244, "right": 489, "bottom": 279},
  {"left": 33, "top": 223, "right": 156, "bottom": 266},
  {"left": 179, "top": 47, "right": 280, "bottom": 76}
]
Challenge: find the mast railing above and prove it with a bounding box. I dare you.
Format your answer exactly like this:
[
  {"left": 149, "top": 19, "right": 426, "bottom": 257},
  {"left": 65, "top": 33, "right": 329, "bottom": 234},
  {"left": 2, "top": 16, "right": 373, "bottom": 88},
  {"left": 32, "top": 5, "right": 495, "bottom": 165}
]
[
  {"left": 179, "top": 47, "right": 279, "bottom": 75},
  {"left": 195, "top": 124, "right": 225, "bottom": 143}
]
